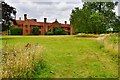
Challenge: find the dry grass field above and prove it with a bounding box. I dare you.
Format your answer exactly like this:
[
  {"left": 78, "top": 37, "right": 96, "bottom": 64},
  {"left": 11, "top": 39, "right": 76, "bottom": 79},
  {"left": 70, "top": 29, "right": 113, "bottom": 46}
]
[{"left": 1, "top": 34, "right": 118, "bottom": 78}]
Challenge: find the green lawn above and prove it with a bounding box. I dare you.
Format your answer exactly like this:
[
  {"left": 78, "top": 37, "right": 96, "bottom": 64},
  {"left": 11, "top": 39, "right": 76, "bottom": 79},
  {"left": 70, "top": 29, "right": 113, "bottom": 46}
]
[{"left": 1, "top": 35, "right": 118, "bottom": 78}]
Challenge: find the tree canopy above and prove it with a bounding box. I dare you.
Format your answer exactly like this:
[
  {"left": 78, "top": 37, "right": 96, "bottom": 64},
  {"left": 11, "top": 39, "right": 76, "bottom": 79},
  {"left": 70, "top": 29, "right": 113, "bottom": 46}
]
[
  {"left": 1, "top": 1, "right": 17, "bottom": 31},
  {"left": 70, "top": 2, "right": 120, "bottom": 34}
]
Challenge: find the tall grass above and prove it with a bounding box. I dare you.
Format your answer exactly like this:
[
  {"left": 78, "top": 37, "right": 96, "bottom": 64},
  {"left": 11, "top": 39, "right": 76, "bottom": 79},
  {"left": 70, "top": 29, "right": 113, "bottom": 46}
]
[
  {"left": 103, "top": 33, "right": 118, "bottom": 54},
  {"left": 1, "top": 35, "right": 118, "bottom": 78},
  {"left": 76, "top": 33, "right": 100, "bottom": 38},
  {"left": 97, "top": 33, "right": 118, "bottom": 63},
  {"left": 2, "top": 42, "right": 44, "bottom": 78}
]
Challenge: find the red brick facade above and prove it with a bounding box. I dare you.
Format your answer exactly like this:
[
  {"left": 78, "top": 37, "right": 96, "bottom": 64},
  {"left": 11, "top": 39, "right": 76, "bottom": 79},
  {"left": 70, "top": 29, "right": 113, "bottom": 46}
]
[
  {"left": 14, "top": 14, "right": 72, "bottom": 35},
  {"left": 2, "top": 31, "right": 7, "bottom": 35}
]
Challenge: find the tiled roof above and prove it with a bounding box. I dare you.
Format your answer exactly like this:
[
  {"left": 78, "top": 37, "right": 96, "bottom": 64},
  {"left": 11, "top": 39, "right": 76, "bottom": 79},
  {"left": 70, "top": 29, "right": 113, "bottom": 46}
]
[
  {"left": 61, "top": 24, "right": 70, "bottom": 27},
  {"left": 16, "top": 20, "right": 24, "bottom": 24},
  {"left": 16, "top": 19, "right": 42, "bottom": 26},
  {"left": 15, "top": 19, "right": 70, "bottom": 27}
]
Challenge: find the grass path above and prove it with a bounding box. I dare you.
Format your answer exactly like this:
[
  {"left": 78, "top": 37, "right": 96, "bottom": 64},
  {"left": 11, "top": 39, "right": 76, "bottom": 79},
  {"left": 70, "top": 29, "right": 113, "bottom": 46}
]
[{"left": 2, "top": 35, "right": 118, "bottom": 78}]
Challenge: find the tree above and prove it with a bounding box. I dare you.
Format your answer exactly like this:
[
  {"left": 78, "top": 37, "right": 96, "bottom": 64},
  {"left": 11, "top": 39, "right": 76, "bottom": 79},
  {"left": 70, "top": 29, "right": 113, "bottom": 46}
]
[
  {"left": 112, "top": 16, "right": 120, "bottom": 32},
  {"left": 1, "top": 1, "right": 17, "bottom": 31},
  {"left": 70, "top": 1, "right": 119, "bottom": 34},
  {"left": 32, "top": 26, "right": 39, "bottom": 35},
  {"left": 70, "top": 8, "right": 91, "bottom": 34},
  {"left": 83, "top": 2, "right": 118, "bottom": 31},
  {"left": 89, "top": 12, "right": 105, "bottom": 34}
]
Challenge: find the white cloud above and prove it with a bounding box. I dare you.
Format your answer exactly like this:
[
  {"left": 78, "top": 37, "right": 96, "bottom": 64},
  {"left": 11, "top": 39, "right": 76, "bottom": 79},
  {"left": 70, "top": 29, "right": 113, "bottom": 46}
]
[
  {"left": 118, "top": 0, "right": 120, "bottom": 16},
  {"left": 115, "top": 6, "right": 118, "bottom": 16},
  {"left": 6, "top": 0, "right": 83, "bottom": 24},
  {"left": 6, "top": 0, "right": 80, "bottom": 3},
  {"left": 6, "top": 0, "right": 119, "bottom": 25}
]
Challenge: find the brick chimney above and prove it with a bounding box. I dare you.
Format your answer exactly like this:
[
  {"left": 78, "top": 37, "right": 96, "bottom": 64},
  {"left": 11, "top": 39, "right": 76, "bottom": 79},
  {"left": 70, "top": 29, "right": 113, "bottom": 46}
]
[
  {"left": 44, "top": 18, "right": 47, "bottom": 23},
  {"left": 65, "top": 21, "right": 67, "bottom": 24},
  {"left": 32, "top": 19, "right": 37, "bottom": 22},
  {"left": 19, "top": 17, "right": 21, "bottom": 20},
  {"left": 24, "top": 14, "right": 27, "bottom": 21}
]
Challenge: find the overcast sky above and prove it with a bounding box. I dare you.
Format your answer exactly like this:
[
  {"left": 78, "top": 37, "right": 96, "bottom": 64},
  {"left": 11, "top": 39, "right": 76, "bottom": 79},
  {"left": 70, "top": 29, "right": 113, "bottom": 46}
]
[{"left": 5, "top": 0, "right": 119, "bottom": 24}]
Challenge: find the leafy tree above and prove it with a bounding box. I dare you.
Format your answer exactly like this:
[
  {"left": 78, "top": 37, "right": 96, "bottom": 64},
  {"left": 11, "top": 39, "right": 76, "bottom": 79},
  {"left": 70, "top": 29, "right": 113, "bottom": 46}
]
[
  {"left": 1, "top": 1, "right": 17, "bottom": 31},
  {"left": 7, "top": 22, "right": 15, "bottom": 35},
  {"left": 89, "top": 12, "right": 105, "bottom": 34},
  {"left": 70, "top": 2, "right": 119, "bottom": 34},
  {"left": 70, "top": 8, "right": 91, "bottom": 34},
  {"left": 83, "top": 2, "right": 118, "bottom": 31},
  {"left": 32, "top": 26, "right": 39, "bottom": 35},
  {"left": 113, "top": 16, "right": 120, "bottom": 32}
]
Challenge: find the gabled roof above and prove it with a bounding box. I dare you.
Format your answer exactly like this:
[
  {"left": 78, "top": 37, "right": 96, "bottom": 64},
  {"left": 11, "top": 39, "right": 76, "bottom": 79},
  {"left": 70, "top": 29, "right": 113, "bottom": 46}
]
[
  {"left": 61, "top": 24, "right": 70, "bottom": 27},
  {"left": 52, "top": 19, "right": 59, "bottom": 24},
  {"left": 15, "top": 19, "right": 70, "bottom": 28},
  {"left": 16, "top": 19, "right": 43, "bottom": 26},
  {"left": 16, "top": 20, "right": 24, "bottom": 25}
]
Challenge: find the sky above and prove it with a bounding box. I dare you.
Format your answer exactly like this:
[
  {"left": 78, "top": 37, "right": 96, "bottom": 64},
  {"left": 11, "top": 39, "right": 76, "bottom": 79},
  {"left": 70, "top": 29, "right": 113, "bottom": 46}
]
[{"left": 5, "top": 0, "right": 119, "bottom": 24}]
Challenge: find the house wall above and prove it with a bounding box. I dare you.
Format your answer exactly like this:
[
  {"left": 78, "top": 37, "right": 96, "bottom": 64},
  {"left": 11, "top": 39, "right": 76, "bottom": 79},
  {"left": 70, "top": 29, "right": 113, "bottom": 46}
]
[
  {"left": 13, "top": 22, "right": 71, "bottom": 35},
  {"left": 13, "top": 18, "right": 72, "bottom": 35},
  {"left": 2, "top": 14, "right": 73, "bottom": 35},
  {"left": 2, "top": 31, "right": 7, "bottom": 35}
]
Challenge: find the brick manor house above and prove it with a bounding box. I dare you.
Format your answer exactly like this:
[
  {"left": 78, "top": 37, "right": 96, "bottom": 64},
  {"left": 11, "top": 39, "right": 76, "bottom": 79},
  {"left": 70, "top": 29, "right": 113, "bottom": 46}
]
[{"left": 2, "top": 14, "right": 73, "bottom": 35}]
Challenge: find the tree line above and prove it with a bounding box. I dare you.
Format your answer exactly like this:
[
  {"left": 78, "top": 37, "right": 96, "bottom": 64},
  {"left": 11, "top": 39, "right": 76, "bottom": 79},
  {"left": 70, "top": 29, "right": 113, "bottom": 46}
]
[{"left": 70, "top": 2, "right": 120, "bottom": 34}]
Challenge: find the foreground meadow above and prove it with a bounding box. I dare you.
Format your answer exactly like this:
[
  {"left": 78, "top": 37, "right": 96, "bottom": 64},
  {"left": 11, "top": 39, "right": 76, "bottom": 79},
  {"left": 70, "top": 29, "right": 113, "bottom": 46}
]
[{"left": 1, "top": 34, "right": 118, "bottom": 78}]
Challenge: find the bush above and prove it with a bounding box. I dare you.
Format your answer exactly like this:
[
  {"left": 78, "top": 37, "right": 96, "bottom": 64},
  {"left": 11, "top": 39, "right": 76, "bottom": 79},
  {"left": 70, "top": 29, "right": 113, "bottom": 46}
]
[
  {"left": 2, "top": 43, "right": 44, "bottom": 78},
  {"left": 32, "top": 27, "right": 39, "bottom": 35},
  {"left": 53, "top": 27, "right": 67, "bottom": 35},
  {"left": 46, "top": 27, "right": 67, "bottom": 35},
  {"left": 45, "top": 31, "right": 54, "bottom": 35},
  {"left": 10, "top": 28, "right": 23, "bottom": 35},
  {"left": 27, "top": 33, "right": 33, "bottom": 36}
]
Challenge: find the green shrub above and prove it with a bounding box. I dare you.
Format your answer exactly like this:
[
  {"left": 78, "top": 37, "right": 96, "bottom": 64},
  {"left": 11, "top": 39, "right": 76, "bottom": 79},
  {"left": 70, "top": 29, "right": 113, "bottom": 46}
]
[
  {"left": 27, "top": 33, "right": 33, "bottom": 36},
  {"left": 53, "top": 27, "right": 67, "bottom": 35},
  {"left": 46, "top": 27, "right": 67, "bottom": 35},
  {"left": 45, "top": 31, "right": 54, "bottom": 35},
  {"left": 32, "top": 27, "right": 39, "bottom": 35},
  {"left": 10, "top": 28, "right": 23, "bottom": 35}
]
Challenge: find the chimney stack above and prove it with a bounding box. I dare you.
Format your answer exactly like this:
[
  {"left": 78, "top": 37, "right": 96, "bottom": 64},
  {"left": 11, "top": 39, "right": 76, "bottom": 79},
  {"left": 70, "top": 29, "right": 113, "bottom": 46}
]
[
  {"left": 32, "top": 19, "right": 37, "bottom": 22},
  {"left": 65, "top": 21, "right": 67, "bottom": 24},
  {"left": 44, "top": 18, "right": 47, "bottom": 23},
  {"left": 24, "top": 14, "right": 27, "bottom": 21},
  {"left": 19, "top": 17, "right": 21, "bottom": 20}
]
